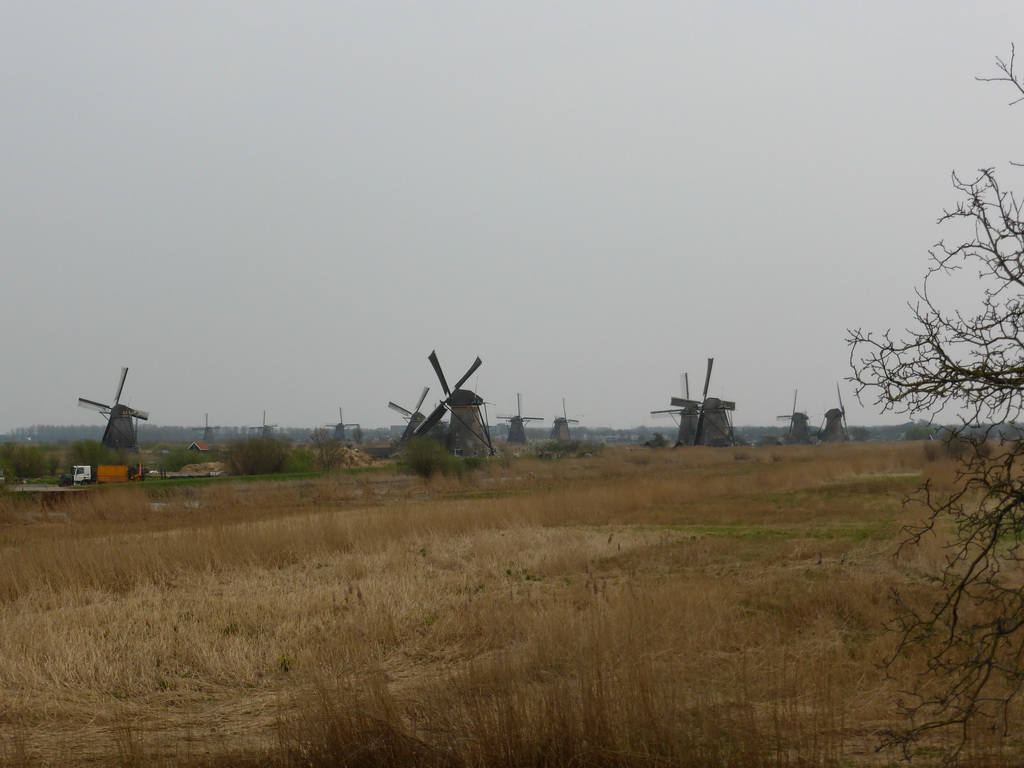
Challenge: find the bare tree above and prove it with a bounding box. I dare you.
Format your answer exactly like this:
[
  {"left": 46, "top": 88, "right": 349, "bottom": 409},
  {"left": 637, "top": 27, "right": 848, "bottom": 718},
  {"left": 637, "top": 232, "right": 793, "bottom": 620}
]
[
  {"left": 308, "top": 427, "right": 346, "bottom": 472},
  {"left": 849, "top": 47, "right": 1024, "bottom": 758}
]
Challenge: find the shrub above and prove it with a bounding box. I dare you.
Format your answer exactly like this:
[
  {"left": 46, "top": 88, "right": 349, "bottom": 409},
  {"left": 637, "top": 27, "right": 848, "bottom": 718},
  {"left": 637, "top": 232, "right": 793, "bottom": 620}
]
[
  {"left": 401, "top": 438, "right": 462, "bottom": 479},
  {"left": 286, "top": 448, "right": 314, "bottom": 474},
  {"left": 0, "top": 443, "right": 49, "bottom": 479},
  {"left": 157, "top": 448, "right": 204, "bottom": 473},
  {"left": 225, "top": 437, "right": 291, "bottom": 476},
  {"left": 307, "top": 427, "right": 346, "bottom": 471},
  {"left": 66, "top": 440, "right": 121, "bottom": 467}
]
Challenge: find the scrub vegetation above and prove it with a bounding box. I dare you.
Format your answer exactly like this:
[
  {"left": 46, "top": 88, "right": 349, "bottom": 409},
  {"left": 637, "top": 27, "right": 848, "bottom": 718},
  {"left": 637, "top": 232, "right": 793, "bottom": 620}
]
[{"left": 0, "top": 442, "right": 1017, "bottom": 767}]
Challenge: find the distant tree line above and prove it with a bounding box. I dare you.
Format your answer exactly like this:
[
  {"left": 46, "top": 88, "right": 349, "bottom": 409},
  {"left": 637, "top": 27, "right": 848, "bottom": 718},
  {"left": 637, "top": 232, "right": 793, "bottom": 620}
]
[
  {"left": 0, "top": 424, "right": 396, "bottom": 445},
  {"left": 5, "top": 421, "right": 1005, "bottom": 449}
]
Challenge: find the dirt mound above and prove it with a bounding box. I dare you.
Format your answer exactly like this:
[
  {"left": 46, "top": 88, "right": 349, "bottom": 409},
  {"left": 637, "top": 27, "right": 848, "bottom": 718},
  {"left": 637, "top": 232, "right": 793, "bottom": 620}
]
[
  {"left": 177, "top": 462, "right": 226, "bottom": 476},
  {"left": 338, "top": 448, "right": 377, "bottom": 468}
]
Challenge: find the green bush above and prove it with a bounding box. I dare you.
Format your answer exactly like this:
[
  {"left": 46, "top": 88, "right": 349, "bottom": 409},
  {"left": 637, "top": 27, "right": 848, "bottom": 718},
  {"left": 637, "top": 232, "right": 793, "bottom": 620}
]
[
  {"left": 157, "top": 447, "right": 204, "bottom": 473},
  {"left": 66, "top": 440, "right": 121, "bottom": 467},
  {"left": 903, "top": 422, "right": 935, "bottom": 441},
  {"left": 0, "top": 443, "right": 51, "bottom": 480},
  {"left": 286, "top": 448, "right": 314, "bottom": 474},
  {"left": 401, "top": 438, "right": 462, "bottom": 479}
]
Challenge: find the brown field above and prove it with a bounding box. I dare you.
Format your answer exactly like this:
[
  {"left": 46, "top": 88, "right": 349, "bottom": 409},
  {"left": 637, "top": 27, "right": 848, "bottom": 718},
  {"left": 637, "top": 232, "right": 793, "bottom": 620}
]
[{"left": 0, "top": 442, "right": 1019, "bottom": 766}]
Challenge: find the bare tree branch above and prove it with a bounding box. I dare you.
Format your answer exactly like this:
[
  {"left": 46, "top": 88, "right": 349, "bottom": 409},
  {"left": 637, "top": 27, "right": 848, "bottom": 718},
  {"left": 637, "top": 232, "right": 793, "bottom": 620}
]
[{"left": 850, "top": 48, "right": 1024, "bottom": 762}]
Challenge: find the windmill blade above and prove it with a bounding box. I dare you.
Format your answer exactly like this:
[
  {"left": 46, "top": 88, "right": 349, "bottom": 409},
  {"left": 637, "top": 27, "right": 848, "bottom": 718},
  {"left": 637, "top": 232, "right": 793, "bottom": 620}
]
[
  {"left": 837, "top": 383, "right": 849, "bottom": 436},
  {"left": 388, "top": 401, "right": 413, "bottom": 418},
  {"left": 416, "top": 403, "right": 449, "bottom": 436},
  {"left": 652, "top": 408, "right": 684, "bottom": 416},
  {"left": 113, "top": 367, "right": 128, "bottom": 405},
  {"left": 427, "top": 351, "right": 451, "bottom": 396},
  {"left": 701, "top": 358, "right": 714, "bottom": 401},
  {"left": 339, "top": 407, "right": 344, "bottom": 423},
  {"left": 128, "top": 408, "right": 150, "bottom": 421},
  {"left": 78, "top": 398, "right": 110, "bottom": 413},
  {"left": 684, "top": 372, "right": 690, "bottom": 399},
  {"left": 414, "top": 386, "right": 430, "bottom": 412},
  {"left": 452, "top": 357, "right": 483, "bottom": 392},
  {"left": 692, "top": 358, "right": 715, "bottom": 447},
  {"left": 792, "top": 389, "right": 798, "bottom": 415},
  {"left": 670, "top": 397, "right": 700, "bottom": 409},
  {"left": 517, "top": 393, "right": 522, "bottom": 418},
  {"left": 562, "top": 398, "right": 568, "bottom": 421}
]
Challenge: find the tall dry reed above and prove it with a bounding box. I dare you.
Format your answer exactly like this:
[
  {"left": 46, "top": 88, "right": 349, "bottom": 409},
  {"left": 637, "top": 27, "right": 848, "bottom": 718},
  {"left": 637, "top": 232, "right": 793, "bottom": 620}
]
[{"left": 0, "top": 442, "right": 1012, "bottom": 766}]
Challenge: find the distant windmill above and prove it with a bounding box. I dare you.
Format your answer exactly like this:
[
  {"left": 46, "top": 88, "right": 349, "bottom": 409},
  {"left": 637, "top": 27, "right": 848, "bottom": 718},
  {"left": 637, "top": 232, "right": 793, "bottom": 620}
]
[
  {"left": 818, "top": 385, "right": 849, "bottom": 443},
  {"left": 776, "top": 391, "right": 811, "bottom": 444},
  {"left": 414, "top": 351, "right": 494, "bottom": 457},
  {"left": 327, "top": 408, "right": 360, "bottom": 442},
  {"left": 389, "top": 386, "right": 430, "bottom": 446},
  {"left": 651, "top": 373, "right": 699, "bottom": 447},
  {"left": 550, "top": 398, "right": 580, "bottom": 443},
  {"left": 78, "top": 367, "right": 149, "bottom": 452},
  {"left": 691, "top": 358, "right": 736, "bottom": 447},
  {"left": 192, "top": 414, "right": 220, "bottom": 444},
  {"left": 249, "top": 411, "right": 277, "bottom": 439},
  {"left": 498, "top": 394, "right": 543, "bottom": 444}
]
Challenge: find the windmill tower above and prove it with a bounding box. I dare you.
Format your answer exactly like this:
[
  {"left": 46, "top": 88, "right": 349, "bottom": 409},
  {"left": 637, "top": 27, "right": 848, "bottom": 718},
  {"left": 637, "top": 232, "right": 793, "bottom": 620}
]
[
  {"left": 776, "top": 391, "right": 811, "bottom": 444},
  {"left": 249, "top": 411, "right": 277, "bottom": 439},
  {"left": 818, "top": 385, "right": 849, "bottom": 443},
  {"left": 651, "top": 373, "right": 699, "bottom": 447},
  {"left": 691, "top": 358, "right": 736, "bottom": 447},
  {"left": 550, "top": 399, "right": 580, "bottom": 443},
  {"left": 328, "top": 408, "right": 360, "bottom": 442},
  {"left": 78, "top": 367, "right": 150, "bottom": 452},
  {"left": 389, "top": 386, "right": 430, "bottom": 445},
  {"left": 192, "top": 414, "right": 220, "bottom": 444},
  {"left": 414, "top": 351, "right": 494, "bottom": 457},
  {"left": 498, "top": 394, "right": 543, "bottom": 444}
]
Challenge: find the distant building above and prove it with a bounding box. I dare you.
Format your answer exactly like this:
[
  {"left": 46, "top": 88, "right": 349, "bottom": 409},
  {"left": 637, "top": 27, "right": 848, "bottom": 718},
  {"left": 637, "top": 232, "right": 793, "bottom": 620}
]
[{"left": 188, "top": 441, "right": 210, "bottom": 452}]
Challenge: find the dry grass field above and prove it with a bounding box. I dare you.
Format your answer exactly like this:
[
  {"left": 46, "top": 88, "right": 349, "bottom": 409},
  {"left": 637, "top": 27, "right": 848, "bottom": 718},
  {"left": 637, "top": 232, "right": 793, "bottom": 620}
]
[{"left": 0, "top": 442, "right": 1019, "bottom": 766}]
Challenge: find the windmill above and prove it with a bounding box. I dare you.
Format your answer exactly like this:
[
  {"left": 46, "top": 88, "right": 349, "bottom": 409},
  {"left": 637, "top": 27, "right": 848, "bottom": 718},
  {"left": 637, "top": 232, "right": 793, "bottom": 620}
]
[
  {"left": 389, "top": 386, "right": 430, "bottom": 445},
  {"left": 192, "top": 414, "right": 220, "bottom": 444},
  {"left": 414, "top": 351, "right": 494, "bottom": 456},
  {"left": 651, "top": 373, "right": 700, "bottom": 447},
  {"left": 498, "top": 394, "right": 543, "bottom": 444},
  {"left": 249, "top": 411, "right": 277, "bottom": 439},
  {"left": 550, "top": 398, "right": 580, "bottom": 443},
  {"left": 78, "top": 367, "right": 150, "bottom": 452},
  {"left": 327, "top": 408, "right": 360, "bottom": 442},
  {"left": 818, "top": 385, "right": 849, "bottom": 443},
  {"left": 776, "top": 390, "right": 811, "bottom": 444},
  {"left": 691, "top": 358, "right": 736, "bottom": 447}
]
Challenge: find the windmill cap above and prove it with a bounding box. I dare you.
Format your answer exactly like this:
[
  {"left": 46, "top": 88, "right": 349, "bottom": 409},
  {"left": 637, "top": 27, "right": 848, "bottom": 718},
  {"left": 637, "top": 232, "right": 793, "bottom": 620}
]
[{"left": 449, "top": 389, "right": 482, "bottom": 406}]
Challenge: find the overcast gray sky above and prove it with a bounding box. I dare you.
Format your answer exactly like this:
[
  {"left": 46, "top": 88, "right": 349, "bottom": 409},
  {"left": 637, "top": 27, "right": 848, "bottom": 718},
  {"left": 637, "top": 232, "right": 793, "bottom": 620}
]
[{"left": 2, "top": 1, "right": 1021, "bottom": 434}]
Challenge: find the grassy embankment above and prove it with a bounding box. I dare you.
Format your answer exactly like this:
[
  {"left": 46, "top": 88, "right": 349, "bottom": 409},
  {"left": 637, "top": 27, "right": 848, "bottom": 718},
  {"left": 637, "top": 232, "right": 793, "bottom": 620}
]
[{"left": 0, "top": 442, "right": 1016, "bottom": 766}]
